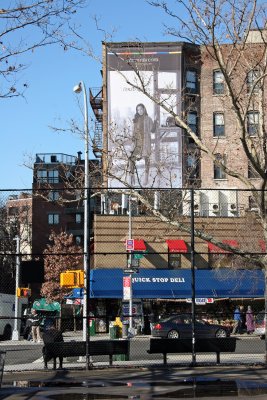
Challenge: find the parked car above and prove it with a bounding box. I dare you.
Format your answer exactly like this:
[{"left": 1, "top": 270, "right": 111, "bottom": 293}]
[
  {"left": 254, "top": 310, "right": 266, "bottom": 339},
  {"left": 151, "top": 314, "right": 230, "bottom": 339}
]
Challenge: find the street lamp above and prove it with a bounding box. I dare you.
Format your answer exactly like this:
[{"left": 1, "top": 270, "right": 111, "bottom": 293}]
[
  {"left": 73, "top": 81, "right": 90, "bottom": 365},
  {"left": 128, "top": 193, "right": 133, "bottom": 332}
]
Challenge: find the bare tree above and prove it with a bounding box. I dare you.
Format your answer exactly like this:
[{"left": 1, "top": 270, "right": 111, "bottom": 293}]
[
  {"left": 100, "top": 0, "right": 267, "bottom": 359},
  {"left": 103, "top": 1, "right": 267, "bottom": 257},
  {"left": 0, "top": 0, "right": 89, "bottom": 98},
  {"left": 0, "top": 191, "right": 33, "bottom": 292}
]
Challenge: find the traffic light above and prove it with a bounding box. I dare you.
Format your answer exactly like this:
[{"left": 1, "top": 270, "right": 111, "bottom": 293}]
[
  {"left": 60, "top": 270, "right": 84, "bottom": 288},
  {"left": 17, "top": 287, "right": 31, "bottom": 297}
]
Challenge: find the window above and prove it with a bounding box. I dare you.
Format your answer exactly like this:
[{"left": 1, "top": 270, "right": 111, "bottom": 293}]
[
  {"left": 247, "top": 111, "right": 259, "bottom": 136},
  {"left": 48, "top": 213, "right": 59, "bottom": 225},
  {"left": 48, "top": 169, "right": 59, "bottom": 183},
  {"left": 186, "top": 154, "right": 198, "bottom": 180},
  {"left": 247, "top": 69, "right": 260, "bottom": 93},
  {"left": 36, "top": 169, "right": 59, "bottom": 183},
  {"left": 214, "top": 153, "right": 226, "bottom": 179},
  {"left": 248, "top": 161, "right": 259, "bottom": 179},
  {"left": 168, "top": 253, "right": 181, "bottom": 269},
  {"left": 75, "top": 213, "right": 82, "bottom": 224},
  {"left": 213, "top": 113, "right": 225, "bottom": 137},
  {"left": 37, "top": 170, "right": 47, "bottom": 183},
  {"left": 48, "top": 191, "right": 59, "bottom": 201},
  {"left": 185, "top": 70, "right": 197, "bottom": 93},
  {"left": 75, "top": 236, "right": 82, "bottom": 245},
  {"left": 213, "top": 70, "right": 224, "bottom": 95},
  {"left": 187, "top": 112, "right": 198, "bottom": 134}
]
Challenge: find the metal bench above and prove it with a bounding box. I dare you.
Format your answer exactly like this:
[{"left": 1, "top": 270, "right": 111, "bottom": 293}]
[
  {"left": 43, "top": 339, "right": 130, "bottom": 369},
  {"left": 147, "top": 337, "right": 237, "bottom": 364}
]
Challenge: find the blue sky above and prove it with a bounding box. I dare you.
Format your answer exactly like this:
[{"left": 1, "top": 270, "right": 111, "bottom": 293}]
[{"left": 1, "top": 0, "right": 177, "bottom": 189}]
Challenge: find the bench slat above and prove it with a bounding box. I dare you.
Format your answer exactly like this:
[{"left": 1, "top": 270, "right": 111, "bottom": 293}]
[
  {"left": 43, "top": 339, "right": 129, "bottom": 367},
  {"left": 147, "top": 338, "right": 236, "bottom": 364}
]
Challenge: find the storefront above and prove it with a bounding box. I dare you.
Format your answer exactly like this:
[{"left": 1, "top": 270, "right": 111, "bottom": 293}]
[
  {"left": 88, "top": 268, "right": 264, "bottom": 333},
  {"left": 90, "top": 268, "right": 264, "bottom": 299}
]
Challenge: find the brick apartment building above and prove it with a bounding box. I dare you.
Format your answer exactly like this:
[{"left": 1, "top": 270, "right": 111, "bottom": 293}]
[
  {"left": 31, "top": 152, "right": 85, "bottom": 256},
  {"left": 21, "top": 36, "right": 266, "bottom": 321},
  {"left": 6, "top": 192, "right": 32, "bottom": 258},
  {"left": 83, "top": 37, "right": 266, "bottom": 323},
  {"left": 31, "top": 152, "right": 101, "bottom": 256}
]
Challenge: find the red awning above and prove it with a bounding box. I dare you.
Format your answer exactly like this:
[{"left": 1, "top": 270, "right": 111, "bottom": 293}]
[
  {"left": 133, "top": 239, "right": 146, "bottom": 251},
  {"left": 166, "top": 239, "right": 188, "bottom": 253},
  {"left": 208, "top": 240, "right": 239, "bottom": 253}
]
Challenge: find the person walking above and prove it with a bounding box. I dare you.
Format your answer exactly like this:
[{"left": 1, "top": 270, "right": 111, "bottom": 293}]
[
  {"left": 246, "top": 306, "right": 255, "bottom": 334},
  {"left": 239, "top": 305, "right": 246, "bottom": 333},
  {"left": 232, "top": 306, "right": 241, "bottom": 334},
  {"left": 29, "top": 308, "right": 41, "bottom": 343}
]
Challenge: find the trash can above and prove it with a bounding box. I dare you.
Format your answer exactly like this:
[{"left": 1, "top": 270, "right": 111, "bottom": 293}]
[
  {"left": 109, "top": 323, "right": 118, "bottom": 339},
  {"left": 122, "top": 320, "right": 129, "bottom": 338},
  {"left": 113, "top": 340, "right": 129, "bottom": 362},
  {"left": 0, "top": 351, "right": 6, "bottom": 388},
  {"left": 89, "top": 318, "right": 96, "bottom": 336}
]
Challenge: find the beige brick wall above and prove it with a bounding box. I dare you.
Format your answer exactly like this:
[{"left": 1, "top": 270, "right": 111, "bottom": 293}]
[{"left": 93, "top": 214, "right": 263, "bottom": 269}]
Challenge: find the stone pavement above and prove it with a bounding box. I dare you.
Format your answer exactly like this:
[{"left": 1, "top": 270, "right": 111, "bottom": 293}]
[
  {"left": 2, "top": 364, "right": 267, "bottom": 399},
  {"left": 1, "top": 333, "right": 266, "bottom": 399}
]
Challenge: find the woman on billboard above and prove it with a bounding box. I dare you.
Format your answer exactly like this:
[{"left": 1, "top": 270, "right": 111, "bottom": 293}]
[{"left": 130, "top": 103, "right": 157, "bottom": 186}]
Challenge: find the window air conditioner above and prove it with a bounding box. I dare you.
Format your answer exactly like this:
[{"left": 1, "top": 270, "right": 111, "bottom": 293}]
[{"left": 229, "top": 203, "right": 237, "bottom": 213}]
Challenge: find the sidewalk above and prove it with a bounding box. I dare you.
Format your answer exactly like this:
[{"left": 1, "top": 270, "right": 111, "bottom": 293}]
[
  {"left": 2, "top": 364, "right": 267, "bottom": 399},
  {"left": 2, "top": 332, "right": 266, "bottom": 398}
]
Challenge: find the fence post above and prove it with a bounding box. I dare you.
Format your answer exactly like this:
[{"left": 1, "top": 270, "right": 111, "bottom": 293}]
[{"left": 190, "top": 188, "right": 196, "bottom": 365}]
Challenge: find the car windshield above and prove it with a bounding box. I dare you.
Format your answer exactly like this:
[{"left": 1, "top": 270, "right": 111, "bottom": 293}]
[{"left": 159, "top": 315, "right": 208, "bottom": 325}]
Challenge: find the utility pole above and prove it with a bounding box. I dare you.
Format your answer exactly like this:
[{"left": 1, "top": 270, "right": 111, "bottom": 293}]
[
  {"left": 128, "top": 193, "right": 133, "bottom": 331},
  {"left": 190, "top": 188, "right": 196, "bottom": 365},
  {"left": 12, "top": 236, "right": 20, "bottom": 341}
]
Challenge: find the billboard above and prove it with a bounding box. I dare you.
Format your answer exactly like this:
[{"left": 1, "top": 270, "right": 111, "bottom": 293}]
[{"left": 107, "top": 44, "right": 183, "bottom": 188}]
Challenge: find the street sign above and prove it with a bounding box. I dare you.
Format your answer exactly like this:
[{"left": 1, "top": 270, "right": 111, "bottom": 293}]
[
  {"left": 186, "top": 298, "right": 214, "bottom": 304},
  {"left": 126, "top": 239, "right": 134, "bottom": 251},
  {"left": 123, "top": 276, "right": 131, "bottom": 300},
  {"left": 195, "top": 298, "right": 206, "bottom": 305},
  {"left": 206, "top": 298, "right": 214, "bottom": 303}
]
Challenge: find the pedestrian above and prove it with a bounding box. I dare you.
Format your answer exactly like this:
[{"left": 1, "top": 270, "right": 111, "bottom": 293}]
[
  {"left": 246, "top": 306, "right": 255, "bottom": 334},
  {"left": 42, "top": 319, "right": 64, "bottom": 370},
  {"left": 239, "top": 305, "right": 246, "bottom": 333},
  {"left": 232, "top": 306, "right": 241, "bottom": 334},
  {"left": 28, "top": 308, "right": 41, "bottom": 343}
]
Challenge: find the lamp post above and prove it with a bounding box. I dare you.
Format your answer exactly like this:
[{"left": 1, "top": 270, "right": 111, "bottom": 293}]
[
  {"left": 73, "top": 81, "right": 90, "bottom": 368},
  {"left": 128, "top": 193, "right": 133, "bottom": 331},
  {"left": 12, "top": 236, "right": 20, "bottom": 341}
]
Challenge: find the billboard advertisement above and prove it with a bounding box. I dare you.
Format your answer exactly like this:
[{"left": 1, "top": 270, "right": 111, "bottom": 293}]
[{"left": 107, "top": 44, "right": 183, "bottom": 188}]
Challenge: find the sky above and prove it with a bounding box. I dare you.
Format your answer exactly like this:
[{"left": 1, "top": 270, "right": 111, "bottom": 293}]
[{"left": 1, "top": 0, "right": 178, "bottom": 190}]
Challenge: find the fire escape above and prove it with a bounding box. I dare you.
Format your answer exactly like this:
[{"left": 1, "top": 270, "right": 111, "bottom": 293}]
[{"left": 89, "top": 87, "right": 103, "bottom": 159}]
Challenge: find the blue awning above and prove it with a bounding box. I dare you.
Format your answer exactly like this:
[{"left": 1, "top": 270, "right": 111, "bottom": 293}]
[{"left": 90, "top": 268, "right": 264, "bottom": 299}]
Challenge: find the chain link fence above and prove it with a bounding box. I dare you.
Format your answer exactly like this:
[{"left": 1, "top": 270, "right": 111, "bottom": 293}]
[{"left": 0, "top": 188, "right": 266, "bottom": 370}]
